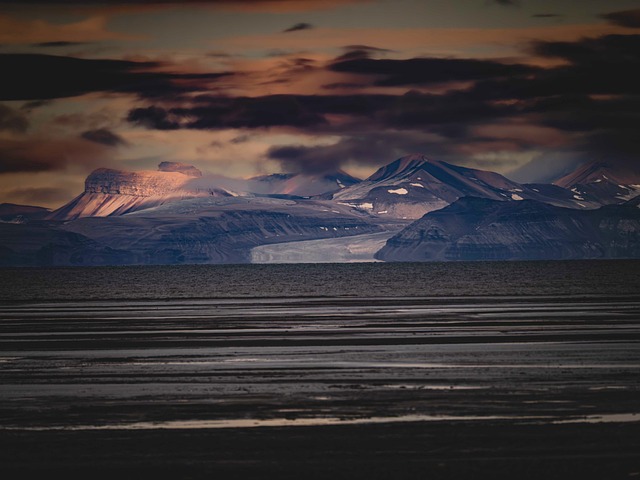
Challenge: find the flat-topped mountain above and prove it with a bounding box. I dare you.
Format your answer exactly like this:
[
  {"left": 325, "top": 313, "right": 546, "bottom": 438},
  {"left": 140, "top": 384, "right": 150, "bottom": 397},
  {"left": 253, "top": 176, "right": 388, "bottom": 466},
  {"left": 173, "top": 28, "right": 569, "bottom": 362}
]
[
  {"left": 49, "top": 165, "right": 202, "bottom": 221},
  {"left": 49, "top": 164, "right": 362, "bottom": 220}
]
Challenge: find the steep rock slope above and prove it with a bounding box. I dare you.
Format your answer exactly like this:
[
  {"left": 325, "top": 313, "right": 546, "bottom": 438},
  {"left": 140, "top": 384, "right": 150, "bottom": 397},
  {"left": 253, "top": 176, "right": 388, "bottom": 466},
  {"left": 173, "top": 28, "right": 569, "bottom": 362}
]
[{"left": 376, "top": 196, "right": 640, "bottom": 262}]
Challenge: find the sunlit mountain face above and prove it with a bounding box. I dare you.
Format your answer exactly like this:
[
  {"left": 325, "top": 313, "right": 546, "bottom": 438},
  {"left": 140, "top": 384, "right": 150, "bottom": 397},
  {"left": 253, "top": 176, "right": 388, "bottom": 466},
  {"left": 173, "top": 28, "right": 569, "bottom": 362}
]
[{"left": 1, "top": 0, "right": 639, "bottom": 210}]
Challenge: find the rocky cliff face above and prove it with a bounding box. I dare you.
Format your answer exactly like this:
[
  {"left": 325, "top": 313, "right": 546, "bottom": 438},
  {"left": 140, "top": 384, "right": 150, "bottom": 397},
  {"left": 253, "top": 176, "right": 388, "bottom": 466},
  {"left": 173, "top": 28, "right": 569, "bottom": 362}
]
[
  {"left": 84, "top": 168, "right": 191, "bottom": 196},
  {"left": 376, "top": 197, "right": 640, "bottom": 262}
]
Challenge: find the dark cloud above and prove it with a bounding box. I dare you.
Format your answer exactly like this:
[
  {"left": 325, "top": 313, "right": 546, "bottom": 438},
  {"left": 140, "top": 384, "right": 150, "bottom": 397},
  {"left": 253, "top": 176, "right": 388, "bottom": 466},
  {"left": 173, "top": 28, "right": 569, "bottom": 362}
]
[
  {"left": 532, "top": 34, "right": 640, "bottom": 66},
  {"left": 489, "top": 0, "right": 519, "bottom": 6},
  {"left": 321, "top": 82, "right": 368, "bottom": 90},
  {"left": 127, "top": 90, "right": 511, "bottom": 149},
  {"left": 127, "top": 106, "right": 181, "bottom": 130},
  {"left": 283, "top": 22, "right": 314, "bottom": 33},
  {"left": 31, "top": 41, "right": 92, "bottom": 48},
  {"left": 265, "top": 129, "right": 471, "bottom": 175},
  {"left": 0, "top": 54, "right": 231, "bottom": 101},
  {"left": 329, "top": 56, "right": 537, "bottom": 86},
  {"left": 81, "top": 129, "right": 128, "bottom": 147},
  {"left": 332, "top": 49, "right": 376, "bottom": 62},
  {"left": 267, "top": 134, "right": 435, "bottom": 174},
  {"left": 599, "top": 8, "right": 640, "bottom": 28},
  {"left": 531, "top": 14, "right": 563, "bottom": 19},
  {"left": 330, "top": 45, "right": 392, "bottom": 63},
  {"left": 343, "top": 45, "right": 392, "bottom": 52},
  {"left": 126, "top": 32, "right": 640, "bottom": 177},
  {"left": 0, "top": 104, "right": 29, "bottom": 133},
  {"left": 130, "top": 95, "right": 328, "bottom": 130}
]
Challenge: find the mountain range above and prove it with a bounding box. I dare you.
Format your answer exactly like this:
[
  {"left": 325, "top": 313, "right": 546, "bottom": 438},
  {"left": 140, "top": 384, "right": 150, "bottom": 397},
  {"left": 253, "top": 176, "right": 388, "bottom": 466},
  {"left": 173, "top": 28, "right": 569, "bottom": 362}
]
[{"left": 1, "top": 155, "right": 639, "bottom": 265}]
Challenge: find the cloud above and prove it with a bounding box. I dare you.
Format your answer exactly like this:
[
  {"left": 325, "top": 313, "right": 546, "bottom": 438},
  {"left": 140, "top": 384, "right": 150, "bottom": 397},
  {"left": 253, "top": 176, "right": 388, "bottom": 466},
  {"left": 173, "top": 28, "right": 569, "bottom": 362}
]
[
  {"left": 0, "top": 137, "right": 111, "bottom": 174},
  {"left": 0, "top": 54, "right": 231, "bottom": 101},
  {"left": 532, "top": 34, "right": 640, "bottom": 66},
  {"left": 127, "top": 106, "right": 181, "bottom": 130},
  {"left": 283, "top": 22, "right": 314, "bottom": 33},
  {"left": 266, "top": 131, "right": 450, "bottom": 174},
  {"left": 129, "top": 95, "right": 328, "bottom": 130},
  {"left": 600, "top": 9, "right": 640, "bottom": 28},
  {"left": 343, "top": 45, "right": 392, "bottom": 52},
  {"left": 489, "top": 0, "right": 519, "bottom": 6},
  {"left": 266, "top": 137, "right": 401, "bottom": 174},
  {"left": 124, "top": 31, "right": 640, "bottom": 178},
  {"left": 329, "top": 56, "right": 537, "bottom": 86},
  {"left": 321, "top": 82, "right": 367, "bottom": 90},
  {"left": 0, "top": 0, "right": 370, "bottom": 13},
  {"left": 31, "top": 41, "right": 93, "bottom": 48},
  {"left": 81, "top": 129, "right": 128, "bottom": 147},
  {"left": 0, "top": 12, "right": 140, "bottom": 45},
  {"left": 1, "top": 186, "right": 71, "bottom": 206},
  {"left": 0, "top": 104, "right": 29, "bottom": 133},
  {"left": 531, "top": 14, "right": 563, "bottom": 19}
]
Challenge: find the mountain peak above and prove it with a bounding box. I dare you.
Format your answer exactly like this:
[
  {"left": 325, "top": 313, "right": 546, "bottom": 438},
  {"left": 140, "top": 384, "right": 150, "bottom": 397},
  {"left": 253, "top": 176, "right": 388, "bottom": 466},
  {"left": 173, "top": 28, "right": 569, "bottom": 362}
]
[
  {"left": 554, "top": 160, "right": 640, "bottom": 188},
  {"left": 367, "top": 154, "right": 432, "bottom": 182}
]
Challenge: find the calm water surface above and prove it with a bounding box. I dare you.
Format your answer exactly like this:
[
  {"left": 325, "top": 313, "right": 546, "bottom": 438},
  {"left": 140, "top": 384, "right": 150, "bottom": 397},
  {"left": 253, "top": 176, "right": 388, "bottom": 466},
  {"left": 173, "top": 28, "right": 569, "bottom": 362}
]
[{"left": 1, "top": 260, "right": 639, "bottom": 301}]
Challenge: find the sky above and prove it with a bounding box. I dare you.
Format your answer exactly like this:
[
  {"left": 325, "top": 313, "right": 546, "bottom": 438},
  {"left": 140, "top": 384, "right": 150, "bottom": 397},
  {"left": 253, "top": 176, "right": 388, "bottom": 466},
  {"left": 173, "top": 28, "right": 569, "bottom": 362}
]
[{"left": 1, "top": 0, "right": 639, "bottom": 208}]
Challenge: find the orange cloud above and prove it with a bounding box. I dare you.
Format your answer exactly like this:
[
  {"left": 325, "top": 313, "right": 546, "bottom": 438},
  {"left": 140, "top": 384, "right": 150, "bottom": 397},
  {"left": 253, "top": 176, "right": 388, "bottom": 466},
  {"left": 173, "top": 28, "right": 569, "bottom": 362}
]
[
  {"left": 0, "top": 13, "right": 144, "bottom": 45},
  {"left": 0, "top": 135, "right": 113, "bottom": 174},
  {"left": 52, "top": 0, "right": 371, "bottom": 17},
  {"left": 215, "top": 23, "right": 633, "bottom": 61},
  {"left": 472, "top": 123, "right": 570, "bottom": 149}
]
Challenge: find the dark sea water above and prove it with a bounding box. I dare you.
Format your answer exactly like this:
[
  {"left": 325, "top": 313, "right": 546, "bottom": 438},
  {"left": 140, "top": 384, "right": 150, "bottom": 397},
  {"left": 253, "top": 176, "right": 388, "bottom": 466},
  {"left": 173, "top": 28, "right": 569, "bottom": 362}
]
[
  {"left": 2, "top": 260, "right": 640, "bottom": 479},
  {"left": 1, "top": 259, "right": 639, "bottom": 302}
]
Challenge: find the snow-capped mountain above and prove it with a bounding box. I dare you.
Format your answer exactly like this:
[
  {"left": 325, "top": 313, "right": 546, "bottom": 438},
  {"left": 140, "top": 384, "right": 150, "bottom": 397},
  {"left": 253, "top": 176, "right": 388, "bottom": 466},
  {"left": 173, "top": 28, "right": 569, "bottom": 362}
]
[
  {"left": 331, "top": 154, "right": 588, "bottom": 219},
  {"left": 553, "top": 160, "right": 640, "bottom": 206},
  {"left": 7, "top": 153, "right": 639, "bottom": 266}
]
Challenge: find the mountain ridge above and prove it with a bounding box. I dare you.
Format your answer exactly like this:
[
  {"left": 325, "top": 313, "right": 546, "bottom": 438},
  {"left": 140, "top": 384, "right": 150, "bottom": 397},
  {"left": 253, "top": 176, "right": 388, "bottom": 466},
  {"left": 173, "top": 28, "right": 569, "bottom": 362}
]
[{"left": 376, "top": 196, "right": 640, "bottom": 262}]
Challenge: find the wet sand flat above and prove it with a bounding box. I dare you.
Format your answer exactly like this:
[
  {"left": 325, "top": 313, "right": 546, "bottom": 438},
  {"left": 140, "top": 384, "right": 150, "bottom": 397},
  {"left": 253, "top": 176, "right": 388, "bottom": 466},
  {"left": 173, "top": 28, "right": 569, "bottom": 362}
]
[{"left": 1, "top": 296, "right": 640, "bottom": 479}]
